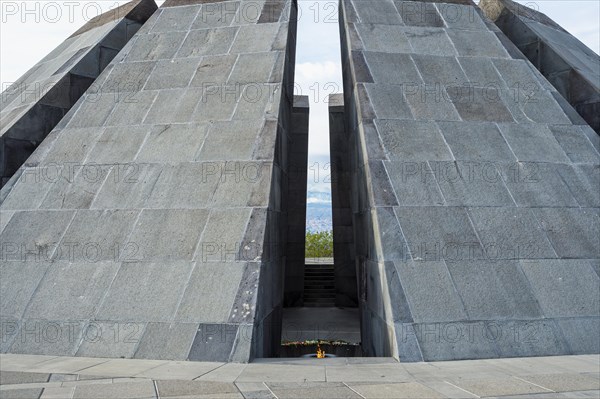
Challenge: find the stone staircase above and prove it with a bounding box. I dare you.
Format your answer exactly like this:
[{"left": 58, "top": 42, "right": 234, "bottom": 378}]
[{"left": 303, "top": 263, "right": 335, "bottom": 307}]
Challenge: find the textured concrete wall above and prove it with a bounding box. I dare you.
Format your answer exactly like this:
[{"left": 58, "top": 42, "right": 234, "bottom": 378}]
[
  {"left": 480, "top": 0, "right": 600, "bottom": 133},
  {"left": 339, "top": 0, "right": 599, "bottom": 361},
  {"left": 284, "top": 95, "right": 309, "bottom": 307},
  {"left": 0, "top": 0, "right": 299, "bottom": 362},
  {"left": 328, "top": 94, "right": 358, "bottom": 307},
  {"left": 0, "top": 0, "right": 158, "bottom": 188}
]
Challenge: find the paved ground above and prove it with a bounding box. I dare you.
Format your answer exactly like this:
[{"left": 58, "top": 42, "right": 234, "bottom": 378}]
[{"left": 0, "top": 354, "right": 598, "bottom": 398}]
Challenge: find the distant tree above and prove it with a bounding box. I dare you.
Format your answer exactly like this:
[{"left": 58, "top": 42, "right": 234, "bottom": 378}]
[{"left": 305, "top": 230, "right": 333, "bottom": 258}]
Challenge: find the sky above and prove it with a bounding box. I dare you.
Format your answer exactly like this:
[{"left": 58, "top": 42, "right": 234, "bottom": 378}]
[{"left": 1, "top": 0, "right": 599, "bottom": 217}]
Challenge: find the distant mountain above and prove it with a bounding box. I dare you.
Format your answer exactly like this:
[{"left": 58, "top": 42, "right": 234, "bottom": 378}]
[{"left": 306, "top": 190, "right": 332, "bottom": 232}]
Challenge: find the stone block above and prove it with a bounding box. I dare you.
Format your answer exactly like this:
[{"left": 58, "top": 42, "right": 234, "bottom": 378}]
[
  {"left": 145, "top": 163, "right": 221, "bottom": 209},
  {"left": 556, "top": 164, "right": 600, "bottom": 208},
  {"left": 75, "top": 321, "right": 145, "bottom": 358},
  {"left": 374, "top": 208, "right": 407, "bottom": 261},
  {"left": 520, "top": 259, "right": 599, "bottom": 318},
  {"left": 468, "top": 207, "right": 557, "bottom": 260},
  {"left": 0, "top": 211, "right": 14, "bottom": 233},
  {"left": 404, "top": 88, "right": 462, "bottom": 121},
  {"left": 535, "top": 208, "right": 599, "bottom": 259},
  {"left": 0, "top": 210, "right": 74, "bottom": 262},
  {"left": 0, "top": 261, "right": 51, "bottom": 319},
  {"left": 233, "top": 84, "right": 281, "bottom": 120},
  {"left": 412, "top": 54, "right": 467, "bottom": 86},
  {"left": 230, "top": 24, "right": 280, "bottom": 53},
  {"left": 447, "top": 29, "right": 509, "bottom": 57},
  {"left": 188, "top": 323, "right": 239, "bottom": 362},
  {"left": 498, "top": 162, "right": 578, "bottom": 207},
  {"left": 395, "top": 260, "right": 467, "bottom": 322},
  {"left": 196, "top": 208, "right": 252, "bottom": 260},
  {"left": 519, "top": 92, "right": 572, "bottom": 125},
  {"left": 404, "top": 27, "right": 457, "bottom": 56},
  {"left": 228, "top": 53, "right": 279, "bottom": 84},
  {"left": 396, "top": 2, "right": 443, "bottom": 27},
  {"left": 63, "top": 95, "right": 116, "bottom": 128},
  {"left": 91, "top": 163, "right": 163, "bottom": 209},
  {"left": 56, "top": 209, "right": 139, "bottom": 261},
  {"left": 189, "top": 54, "right": 237, "bottom": 87},
  {"left": 432, "top": 161, "right": 514, "bottom": 206},
  {"left": 557, "top": 317, "right": 600, "bottom": 354},
  {"left": 134, "top": 322, "right": 199, "bottom": 360},
  {"left": 493, "top": 319, "right": 570, "bottom": 358},
  {"left": 414, "top": 320, "right": 499, "bottom": 361},
  {"left": 368, "top": 161, "right": 399, "bottom": 206},
  {"left": 192, "top": 86, "right": 238, "bottom": 122},
  {"left": 0, "top": 167, "right": 59, "bottom": 210},
  {"left": 127, "top": 209, "right": 209, "bottom": 261},
  {"left": 104, "top": 90, "right": 158, "bottom": 126},
  {"left": 152, "top": 5, "right": 200, "bottom": 33},
  {"left": 175, "top": 262, "right": 245, "bottom": 323},
  {"left": 0, "top": 388, "right": 45, "bottom": 398},
  {"left": 549, "top": 125, "right": 600, "bottom": 164},
  {"left": 85, "top": 125, "right": 150, "bottom": 163},
  {"left": 9, "top": 320, "right": 85, "bottom": 356},
  {"left": 353, "top": 0, "right": 402, "bottom": 24},
  {"left": 192, "top": 2, "right": 240, "bottom": 28},
  {"left": 25, "top": 261, "right": 120, "bottom": 320},
  {"left": 446, "top": 86, "right": 515, "bottom": 122},
  {"left": 0, "top": 371, "right": 50, "bottom": 385},
  {"left": 125, "top": 31, "right": 188, "bottom": 61},
  {"left": 72, "top": 381, "right": 156, "bottom": 399},
  {"left": 356, "top": 24, "right": 411, "bottom": 53},
  {"left": 97, "top": 261, "right": 195, "bottom": 322},
  {"left": 492, "top": 58, "right": 544, "bottom": 93},
  {"left": 137, "top": 123, "right": 209, "bottom": 162},
  {"left": 457, "top": 57, "right": 506, "bottom": 88},
  {"left": 177, "top": 27, "right": 238, "bottom": 58},
  {"left": 436, "top": 3, "right": 487, "bottom": 31},
  {"left": 100, "top": 61, "right": 156, "bottom": 93},
  {"left": 210, "top": 162, "right": 272, "bottom": 207},
  {"left": 446, "top": 260, "right": 543, "bottom": 319},
  {"left": 375, "top": 119, "right": 453, "bottom": 161},
  {"left": 362, "top": 52, "right": 418, "bottom": 84},
  {"left": 437, "top": 121, "right": 516, "bottom": 161},
  {"left": 385, "top": 161, "right": 445, "bottom": 206},
  {"left": 144, "top": 57, "right": 201, "bottom": 90},
  {"left": 395, "top": 206, "right": 482, "bottom": 261},
  {"left": 156, "top": 380, "right": 239, "bottom": 397},
  {"left": 144, "top": 88, "right": 201, "bottom": 125}
]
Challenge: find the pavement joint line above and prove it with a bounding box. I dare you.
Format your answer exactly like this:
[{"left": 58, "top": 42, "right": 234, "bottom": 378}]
[
  {"left": 512, "top": 376, "right": 556, "bottom": 392},
  {"left": 343, "top": 382, "right": 366, "bottom": 399},
  {"left": 443, "top": 380, "right": 480, "bottom": 398},
  {"left": 262, "top": 381, "right": 279, "bottom": 399},
  {"left": 192, "top": 362, "right": 229, "bottom": 381},
  {"left": 153, "top": 379, "right": 160, "bottom": 399}
]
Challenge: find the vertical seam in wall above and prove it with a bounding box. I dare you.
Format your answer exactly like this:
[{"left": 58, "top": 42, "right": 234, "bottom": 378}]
[
  {"left": 17, "top": 210, "right": 78, "bottom": 320},
  {"left": 529, "top": 208, "right": 560, "bottom": 259}
]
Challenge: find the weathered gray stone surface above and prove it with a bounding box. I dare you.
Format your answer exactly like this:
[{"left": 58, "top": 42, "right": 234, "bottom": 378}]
[
  {"left": 1, "top": 0, "right": 300, "bottom": 362},
  {"left": 0, "top": 0, "right": 158, "bottom": 187},
  {"left": 337, "top": 0, "right": 600, "bottom": 361},
  {"left": 480, "top": 0, "right": 600, "bottom": 133}
]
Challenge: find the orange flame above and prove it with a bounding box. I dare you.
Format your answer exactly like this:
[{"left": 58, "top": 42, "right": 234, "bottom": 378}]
[{"left": 316, "top": 344, "right": 326, "bottom": 359}]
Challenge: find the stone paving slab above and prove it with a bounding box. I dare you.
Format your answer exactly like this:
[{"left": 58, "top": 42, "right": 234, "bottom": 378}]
[{"left": 0, "top": 354, "right": 598, "bottom": 399}]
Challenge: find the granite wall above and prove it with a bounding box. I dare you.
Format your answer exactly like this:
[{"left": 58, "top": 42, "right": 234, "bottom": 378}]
[
  {"left": 0, "top": 0, "right": 158, "bottom": 187},
  {"left": 283, "top": 96, "right": 309, "bottom": 307},
  {"left": 480, "top": 0, "right": 600, "bottom": 133},
  {"left": 1, "top": 0, "right": 300, "bottom": 362},
  {"left": 329, "top": 93, "right": 359, "bottom": 308},
  {"left": 339, "top": 0, "right": 599, "bottom": 361}
]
